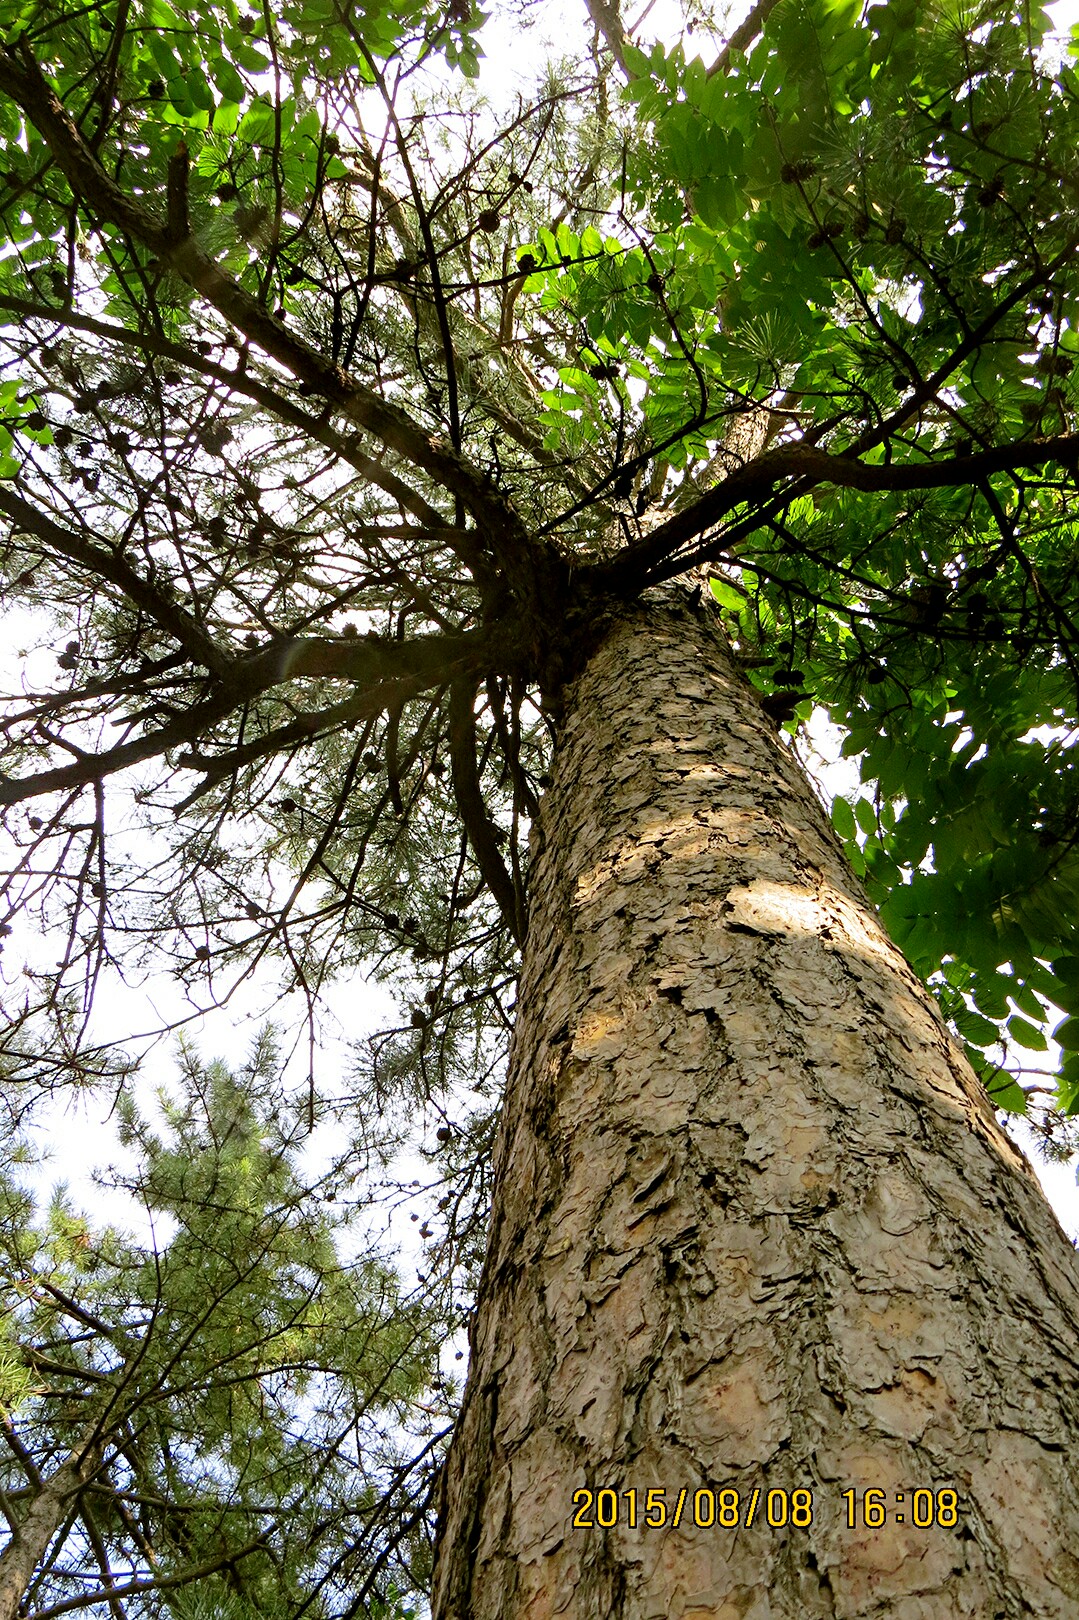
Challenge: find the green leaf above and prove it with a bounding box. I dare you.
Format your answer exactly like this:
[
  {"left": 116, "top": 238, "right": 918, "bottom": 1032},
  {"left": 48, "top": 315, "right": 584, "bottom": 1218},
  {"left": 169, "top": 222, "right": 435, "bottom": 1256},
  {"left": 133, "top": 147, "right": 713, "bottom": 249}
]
[
  {"left": 209, "top": 53, "right": 246, "bottom": 103},
  {"left": 709, "top": 577, "right": 745, "bottom": 612},
  {"left": 830, "top": 795, "right": 856, "bottom": 840},
  {"left": 954, "top": 1009, "right": 1000, "bottom": 1047},
  {"left": 148, "top": 34, "right": 184, "bottom": 77},
  {"left": 853, "top": 796, "right": 876, "bottom": 835},
  {"left": 1053, "top": 1016, "right": 1079, "bottom": 1051},
  {"left": 985, "top": 1072, "right": 1029, "bottom": 1113},
  {"left": 1007, "top": 1015, "right": 1047, "bottom": 1052},
  {"left": 1057, "top": 1052, "right": 1079, "bottom": 1113},
  {"left": 237, "top": 98, "right": 277, "bottom": 143}
]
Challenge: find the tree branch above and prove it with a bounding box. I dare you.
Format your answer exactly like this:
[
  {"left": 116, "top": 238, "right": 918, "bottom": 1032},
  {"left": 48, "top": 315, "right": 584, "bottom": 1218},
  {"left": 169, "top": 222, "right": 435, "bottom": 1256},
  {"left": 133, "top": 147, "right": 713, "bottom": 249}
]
[
  {"left": 0, "top": 46, "right": 533, "bottom": 576},
  {"left": 584, "top": 0, "right": 630, "bottom": 75},
  {"left": 449, "top": 677, "right": 524, "bottom": 944},
  {"left": 0, "top": 628, "right": 491, "bottom": 806},
  {"left": 0, "top": 293, "right": 463, "bottom": 536},
  {"left": 596, "top": 433, "right": 1079, "bottom": 594},
  {"left": 0, "top": 488, "right": 229, "bottom": 675},
  {"left": 24, "top": 1537, "right": 270, "bottom": 1620},
  {"left": 0, "top": 1439, "right": 102, "bottom": 1620},
  {"left": 165, "top": 140, "right": 189, "bottom": 243},
  {"left": 707, "top": 0, "right": 785, "bottom": 77}
]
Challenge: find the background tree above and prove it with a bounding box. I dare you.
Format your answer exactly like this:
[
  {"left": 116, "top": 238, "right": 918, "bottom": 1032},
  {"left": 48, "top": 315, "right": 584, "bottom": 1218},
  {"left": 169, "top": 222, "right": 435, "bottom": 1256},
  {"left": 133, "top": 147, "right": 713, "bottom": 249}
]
[
  {"left": 0, "top": 1033, "right": 445, "bottom": 1620},
  {"left": 1, "top": 0, "right": 1079, "bottom": 1610}
]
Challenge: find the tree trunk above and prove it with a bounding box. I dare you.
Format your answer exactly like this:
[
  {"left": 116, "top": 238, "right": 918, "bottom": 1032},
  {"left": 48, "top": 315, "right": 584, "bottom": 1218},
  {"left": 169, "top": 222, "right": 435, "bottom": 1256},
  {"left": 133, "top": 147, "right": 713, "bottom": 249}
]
[
  {"left": 432, "top": 594, "right": 1079, "bottom": 1620},
  {"left": 0, "top": 1442, "right": 100, "bottom": 1620}
]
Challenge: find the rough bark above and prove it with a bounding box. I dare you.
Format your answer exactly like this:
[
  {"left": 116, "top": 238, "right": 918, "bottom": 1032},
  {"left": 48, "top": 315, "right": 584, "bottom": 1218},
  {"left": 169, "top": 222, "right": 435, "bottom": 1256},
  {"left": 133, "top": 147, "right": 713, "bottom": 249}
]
[
  {"left": 0, "top": 1442, "right": 100, "bottom": 1620},
  {"left": 432, "top": 593, "right": 1079, "bottom": 1620}
]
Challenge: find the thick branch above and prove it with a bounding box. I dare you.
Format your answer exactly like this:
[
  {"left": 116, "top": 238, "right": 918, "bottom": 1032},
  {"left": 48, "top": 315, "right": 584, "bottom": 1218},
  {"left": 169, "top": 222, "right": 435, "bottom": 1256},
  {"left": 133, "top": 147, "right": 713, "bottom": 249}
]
[
  {"left": 0, "top": 488, "right": 229, "bottom": 675},
  {"left": 170, "top": 673, "right": 445, "bottom": 811},
  {"left": 0, "top": 1441, "right": 101, "bottom": 1620},
  {"left": 24, "top": 1538, "right": 270, "bottom": 1620},
  {"left": 0, "top": 47, "right": 535, "bottom": 580},
  {"left": 0, "top": 688, "right": 239, "bottom": 804},
  {"left": 584, "top": 0, "right": 629, "bottom": 74},
  {"left": 708, "top": 0, "right": 784, "bottom": 76},
  {"left": 597, "top": 433, "right": 1079, "bottom": 594},
  {"left": 0, "top": 294, "right": 458, "bottom": 534},
  {"left": 0, "top": 629, "right": 492, "bottom": 805},
  {"left": 165, "top": 140, "right": 189, "bottom": 242},
  {"left": 76, "top": 1494, "right": 127, "bottom": 1620},
  {"left": 449, "top": 677, "right": 524, "bottom": 944}
]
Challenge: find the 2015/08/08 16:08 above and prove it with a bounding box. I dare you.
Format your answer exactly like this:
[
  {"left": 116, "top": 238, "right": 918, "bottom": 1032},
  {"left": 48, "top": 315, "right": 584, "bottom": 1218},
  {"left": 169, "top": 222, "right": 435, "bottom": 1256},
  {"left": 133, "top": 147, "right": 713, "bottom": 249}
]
[{"left": 570, "top": 1487, "right": 961, "bottom": 1531}]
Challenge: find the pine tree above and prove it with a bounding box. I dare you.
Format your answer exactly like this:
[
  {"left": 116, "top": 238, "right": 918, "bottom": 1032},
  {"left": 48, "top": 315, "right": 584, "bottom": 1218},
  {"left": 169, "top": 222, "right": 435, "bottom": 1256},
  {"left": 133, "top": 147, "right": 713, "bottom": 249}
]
[
  {"left": 1, "top": 0, "right": 1079, "bottom": 1611},
  {"left": 0, "top": 1035, "right": 443, "bottom": 1620}
]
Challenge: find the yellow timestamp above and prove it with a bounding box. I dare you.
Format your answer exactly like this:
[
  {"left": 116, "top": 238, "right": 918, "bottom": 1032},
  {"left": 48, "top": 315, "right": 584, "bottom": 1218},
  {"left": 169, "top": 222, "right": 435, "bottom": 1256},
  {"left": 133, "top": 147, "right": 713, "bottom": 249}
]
[
  {"left": 571, "top": 1486, "right": 813, "bottom": 1531},
  {"left": 842, "top": 1488, "right": 959, "bottom": 1528},
  {"left": 571, "top": 1486, "right": 962, "bottom": 1533}
]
